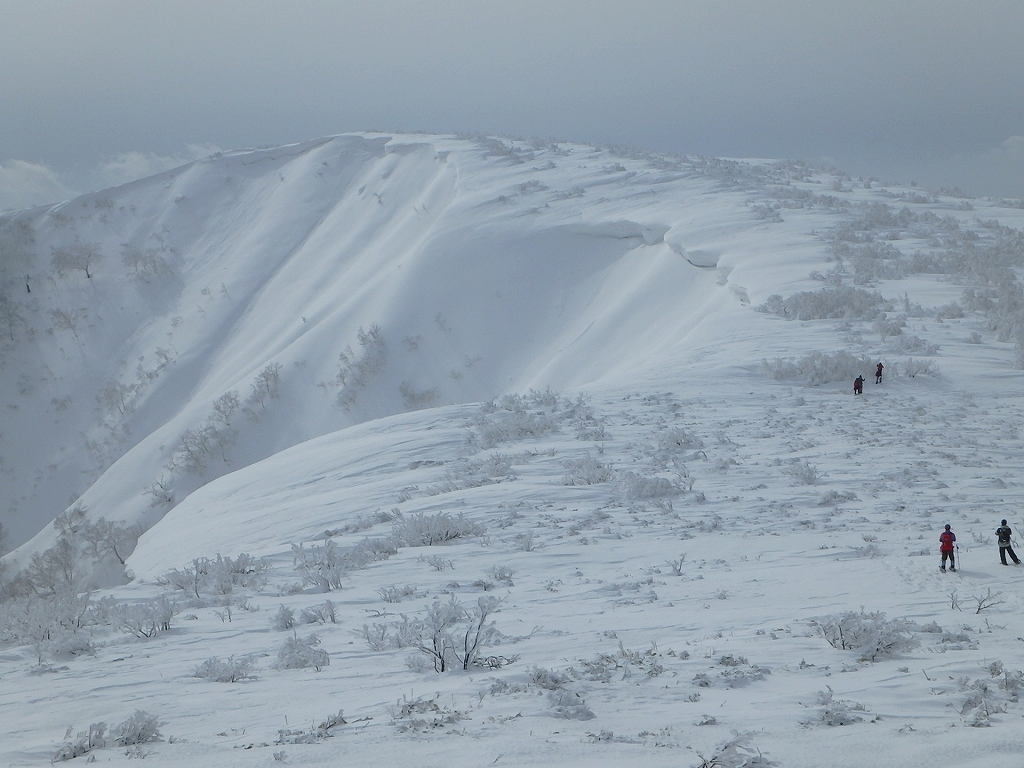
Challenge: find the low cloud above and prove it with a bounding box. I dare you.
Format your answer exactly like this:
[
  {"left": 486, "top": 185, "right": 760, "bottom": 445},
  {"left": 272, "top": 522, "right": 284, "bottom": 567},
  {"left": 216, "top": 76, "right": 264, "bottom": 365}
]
[
  {"left": 91, "top": 144, "right": 220, "bottom": 189},
  {"left": 0, "top": 160, "right": 77, "bottom": 212},
  {"left": 0, "top": 145, "right": 221, "bottom": 214},
  {"left": 944, "top": 136, "right": 1024, "bottom": 199}
]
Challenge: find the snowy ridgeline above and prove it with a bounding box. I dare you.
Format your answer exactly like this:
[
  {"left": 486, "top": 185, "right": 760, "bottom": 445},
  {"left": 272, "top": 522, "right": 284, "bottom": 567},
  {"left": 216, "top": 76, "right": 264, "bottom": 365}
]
[{"left": 3, "top": 135, "right": 1024, "bottom": 765}]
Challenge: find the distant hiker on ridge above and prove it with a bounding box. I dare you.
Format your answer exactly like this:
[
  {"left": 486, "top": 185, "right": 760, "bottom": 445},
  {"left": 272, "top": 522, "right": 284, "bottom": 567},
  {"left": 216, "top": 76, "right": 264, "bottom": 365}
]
[
  {"left": 853, "top": 376, "right": 864, "bottom": 395},
  {"left": 939, "top": 524, "right": 957, "bottom": 572},
  {"left": 875, "top": 362, "right": 884, "bottom": 384},
  {"left": 996, "top": 519, "right": 1021, "bottom": 566}
]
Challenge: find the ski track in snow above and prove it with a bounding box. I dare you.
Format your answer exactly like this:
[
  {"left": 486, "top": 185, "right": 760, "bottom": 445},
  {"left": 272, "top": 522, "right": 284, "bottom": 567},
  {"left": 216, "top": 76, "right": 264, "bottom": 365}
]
[{"left": 3, "top": 134, "right": 1024, "bottom": 765}]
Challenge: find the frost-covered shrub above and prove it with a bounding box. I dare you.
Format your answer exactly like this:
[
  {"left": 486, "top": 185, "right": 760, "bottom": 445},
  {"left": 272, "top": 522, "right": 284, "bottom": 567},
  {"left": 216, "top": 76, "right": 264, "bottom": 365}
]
[
  {"left": 276, "top": 631, "right": 329, "bottom": 671},
  {"left": 781, "top": 460, "right": 822, "bottom": 485},
  {"left": 425, "top": 453, "right": 515, "bottom": 495},
  {"left": 167, "top": 392, "right": 241, "bottom": 474},
  {"left": 809, "top": 688, "right": 868, "bottom": 726},
  {"left": 389, "top": 694, "right": 466, "bottom": 733},
  {"left": 0, "top": 590, "right": 94, "bottom": 661},
  {"left": 53, "top": 722, "right": 108, "bottom": 762},
  {"left": 111, "top": 710, "right": 165, "bottom": 746},
  {"left": 300, "top": 600, "right": 337, "bottom": 623},
  {"left": 529, "top": 666, "right": 571, "bottom": 690},
  {"left": 814, "top": 610, "right": 920, "bottom": 661},
  {"left": 336, "top": 325, "right": 387, "bottom": 410},
  {"left": 115, "top": 596, "right": 178, "bottom": 638},
  {"left": 54, "top": 710, "right": 164, "bottom": 761},
  {"left": 902, "top": 357, "right": 939, "bottom": 377},
  {"left": 291, "top": 541, "right": 347, "bottom": 591},
  {"left": 378, "top": 585, "right": 417, "bottom": 603},
  {"left": 818, "top": 490, "right": 858, "bottom": 506},
  {"left": 762, "top": 350, "right": 877, "bottom": 386},
  {"left": 472, "top": 391, "right": 563, "bottom": 448},
  {"left": 158, "top": 553, "right": 270, "bottom": 597},
  {"left": 245, "top": 362, "right": 283, "bottom": 415},
  {"left": 758, "top": 286, "right": 889, "bottom": 321},
  {"left": 272, "top": 605, "right": 296, "bottom": 630},
  {"left": 548, "top": 690, "right": 595, "bottom": 720},
  {"left": 654, "top": 427, "right": 703, "bottom": 456},
  {"left": 620, "top": 471, "right": 678, "bottom": 499},
  {"left": 366, "top": 595, "right": 502, "bottom": 672},
  {"left": 193, "top": 655, "right": 259, "bottom": 682},
  {"left": 892, "top": 335, "right": 938, "bottom": 355},
  {"left": 391, "top": 512, "right": 484, "bottom": 547},
  {"left": 562, "top": 455, "right": 613, "bottom": 485},
  {"left": 276, "top": 710, "right": 346, "bottom": 744}
]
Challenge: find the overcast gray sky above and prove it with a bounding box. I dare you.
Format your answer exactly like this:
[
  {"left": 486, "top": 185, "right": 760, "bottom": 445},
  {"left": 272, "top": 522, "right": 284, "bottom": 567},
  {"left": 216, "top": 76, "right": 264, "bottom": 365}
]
[{"left": 1, "top": 0, "right": 1022, "bottom": 210}]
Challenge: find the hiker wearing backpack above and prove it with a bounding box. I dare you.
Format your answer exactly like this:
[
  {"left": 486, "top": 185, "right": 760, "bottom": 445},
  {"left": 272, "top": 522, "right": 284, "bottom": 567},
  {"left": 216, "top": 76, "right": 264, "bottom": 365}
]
[
  {"left": 875, "top": 362, "right": 884, "bottom": 384},
  {"left": 995, "top": 519, "right": 1021, "bottom": 566},
  {"left": 939, "top": 524, "right": 956, "bottom": 572},
  {"left": 853, "top": 376, "right": 864, "bottom": 395}
]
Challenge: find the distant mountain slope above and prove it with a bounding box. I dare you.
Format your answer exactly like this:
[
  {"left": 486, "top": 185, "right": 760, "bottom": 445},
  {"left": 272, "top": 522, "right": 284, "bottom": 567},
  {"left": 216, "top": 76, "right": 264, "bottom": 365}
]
[{"left": 2, "top": 133, "right": 1023, "bottom": 567}]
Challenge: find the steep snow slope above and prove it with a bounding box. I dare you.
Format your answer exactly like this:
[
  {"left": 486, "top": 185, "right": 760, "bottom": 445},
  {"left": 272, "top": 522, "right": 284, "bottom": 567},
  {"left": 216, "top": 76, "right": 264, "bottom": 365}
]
[{"left": 2, "top": 134, "right": 782, "bottom": 554}]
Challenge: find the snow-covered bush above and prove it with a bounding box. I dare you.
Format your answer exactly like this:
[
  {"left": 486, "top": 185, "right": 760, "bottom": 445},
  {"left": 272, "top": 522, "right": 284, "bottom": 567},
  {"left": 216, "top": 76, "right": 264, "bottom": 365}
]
[
  {"left": 758, "top": 286, "right": 889, "bottom": 321},
  {"left": 892, "top": 334, "right": 938, "bottom": 355},
  {"left": 193, "top": 655, "right": 259, "bottom": 682},
  {"left": 291, "top": 541, "right": 347, "bottom": 591},
  {"left": 53, "top": 722, "right": 107, "bottom": 762},
  {"left": 391, "top": 511, "right": 484, "bottom": 547},
  {"left": 336, "top": 325, "right": 387, "bottom": 410},
  {"left": 902, "top": 357, "right": 939, "bottom": 377},
  {"left": 51, "top": 242, "right": 103, "bottom": 279},
  {"left": 620, "top": 470, "right": 678, "bottom": 499},
  {"left": 158, "top": 553, "right": 270, "bottom": 598},
  {"left": 806, "top": 688, "right": 869, "bottom": 726},
  {"left": 367, "top": 595, "right": 503, "bottom": 672},
  {"left": 300, "top": 600, "right": 337, "bottom": 623},
  {"left": 272, "top": 604, "right": 295, "bottom": 630},
  {"left": 378, "top": 585, "right": 417, "bottom": 603},
  {"left": 276, "top": 631, "right": 329, "bottom": 671},
  {"left": 111, "top": 710, "right": 165, "bottom": 746},
  {"left": 53, "top": 710, "right": 163, "bottom": 762},
  {"left": 389, "top": 694, "right": 466, "bottom": 733},
  {"left": 245, "top": 362, "right": 283, "bottom": 416},
  {"left": 548, "top": 690, "right": 595, "bottom": 720},
  {"left": 114, "top": 595, "right": 178, "bottom": 639},
  {"left": 813, "top": 610, "right": 919, "bottom": 661},
  {"left": 276, "top": 710, "right": 346, "bottom": 744},
  {"left": 762, "top": 350, "right": 877, "bottom": 386},
  {"left": 562, "top": 454, "right": 613, "bottom": 485},
  {"left": 781, "top": 460, "right": 822, "bottom": 485},
  {"left": 472, "top": 391, "right": 563, "bottom": 448}
]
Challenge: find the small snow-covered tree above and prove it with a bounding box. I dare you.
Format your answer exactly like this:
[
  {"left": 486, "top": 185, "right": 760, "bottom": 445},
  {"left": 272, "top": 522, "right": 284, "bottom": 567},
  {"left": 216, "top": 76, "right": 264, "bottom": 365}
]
[
  {"left": 52, "top": 242, "right": 103, "bottom": 279},
  {"left": 276, "top": 631, "right": 330, "bottom": 671}
]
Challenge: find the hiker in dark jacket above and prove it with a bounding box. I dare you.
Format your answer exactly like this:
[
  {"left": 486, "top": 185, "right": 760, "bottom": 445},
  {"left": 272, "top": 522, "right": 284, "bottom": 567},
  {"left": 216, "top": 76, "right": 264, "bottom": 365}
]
[
  {"left": 939, "top": 524, "right": 956, "bottom": 572},
  {"left": 853, "top": 376, "right": 864, "bottom": 395},
  {"left": 875, "top": 362, "right": 884, "bottom": 384},
  {"left": 996, "top": 519, "right": 1021, "bottom": 565}
]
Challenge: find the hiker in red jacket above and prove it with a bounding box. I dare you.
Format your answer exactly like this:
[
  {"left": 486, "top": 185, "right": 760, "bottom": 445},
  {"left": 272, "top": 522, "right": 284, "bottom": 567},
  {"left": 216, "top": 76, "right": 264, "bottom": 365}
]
[
  {"left": 939, "top": 524, "right": 956, "bottom": 572},
  {"left": 875, "top": 362, "right": 884, "bottom": 384},
  {"left": 853, "top": 376, "right": 864, "bottom": 395}
]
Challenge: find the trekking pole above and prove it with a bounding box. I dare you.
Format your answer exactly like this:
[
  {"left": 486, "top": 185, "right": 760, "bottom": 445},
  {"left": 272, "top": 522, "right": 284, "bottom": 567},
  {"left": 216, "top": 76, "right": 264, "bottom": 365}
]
[{"left": 956, "top": 544, "right": 961, "bottom": 572}]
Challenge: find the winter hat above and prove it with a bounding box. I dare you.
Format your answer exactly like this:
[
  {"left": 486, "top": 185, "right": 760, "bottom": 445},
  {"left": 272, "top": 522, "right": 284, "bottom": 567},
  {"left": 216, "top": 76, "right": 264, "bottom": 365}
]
[
  {"left": 1002, "top": 519, "right": 1008, "bottom": 525},
  {"left": 944, "top": 524, "right": 951, "bottom": 530}
]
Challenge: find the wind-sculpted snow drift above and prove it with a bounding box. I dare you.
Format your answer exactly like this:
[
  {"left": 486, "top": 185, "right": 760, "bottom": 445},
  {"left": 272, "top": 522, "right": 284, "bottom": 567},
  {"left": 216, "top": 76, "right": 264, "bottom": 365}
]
[{"left": 0, "top": 134, "right": 769, "bottom": 556}]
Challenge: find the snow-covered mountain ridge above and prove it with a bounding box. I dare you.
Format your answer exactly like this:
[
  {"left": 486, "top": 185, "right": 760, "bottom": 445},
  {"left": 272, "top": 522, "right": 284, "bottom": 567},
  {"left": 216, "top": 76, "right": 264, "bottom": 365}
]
[
  {"left": 5, "top": 134, "right": 1024, "bottom": 766},
  {"left": 0, "top": 132, "right": 835, "bottom": 554}
]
